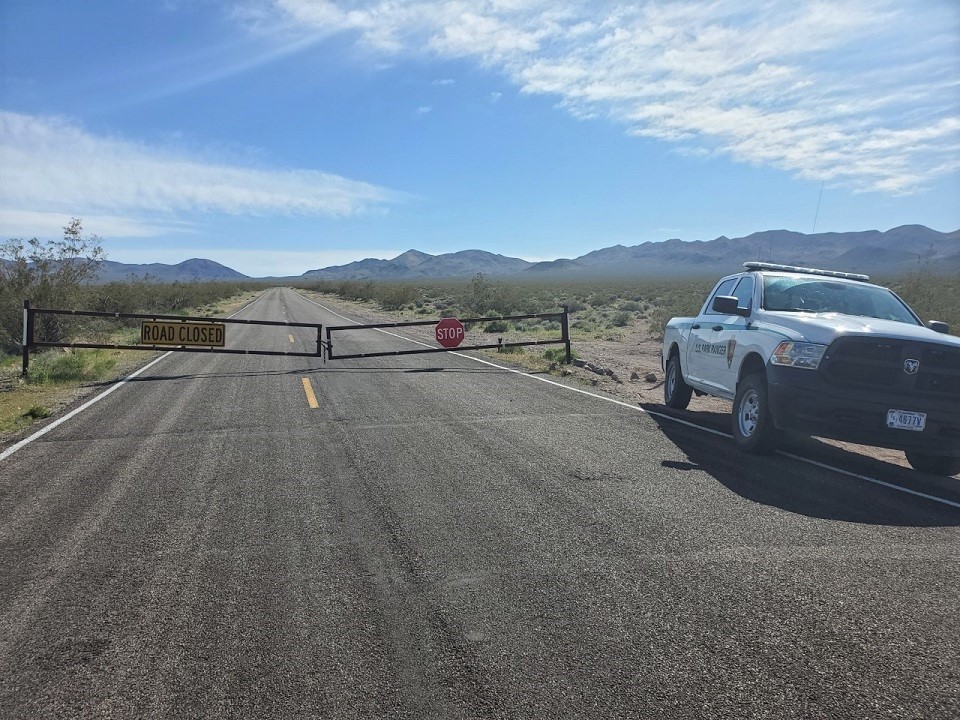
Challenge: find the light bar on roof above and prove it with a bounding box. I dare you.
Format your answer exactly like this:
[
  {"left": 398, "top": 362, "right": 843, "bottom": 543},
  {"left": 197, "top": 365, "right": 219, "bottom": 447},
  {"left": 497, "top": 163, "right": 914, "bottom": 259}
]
[{"left": 742, "top": 261, "right": 870, "bottom": 282}]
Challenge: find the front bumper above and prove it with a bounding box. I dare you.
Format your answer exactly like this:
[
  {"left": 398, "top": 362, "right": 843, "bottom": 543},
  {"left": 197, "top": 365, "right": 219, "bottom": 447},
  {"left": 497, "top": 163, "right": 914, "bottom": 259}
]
[{"left": 766, "top": 365, "right": 960, "bottom": 457}]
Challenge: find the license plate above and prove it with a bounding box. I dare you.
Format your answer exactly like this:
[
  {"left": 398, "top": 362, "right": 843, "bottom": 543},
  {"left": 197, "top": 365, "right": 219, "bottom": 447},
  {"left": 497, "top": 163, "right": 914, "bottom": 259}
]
[{"left": 887, "top": 409, "right": 926, "bottom": 432}]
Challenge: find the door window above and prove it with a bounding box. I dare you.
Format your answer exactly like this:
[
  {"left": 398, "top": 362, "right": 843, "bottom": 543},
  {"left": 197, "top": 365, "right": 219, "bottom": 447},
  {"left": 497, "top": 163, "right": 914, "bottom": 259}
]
[
  {"left": 703, "top": 278, "right": 738, "bottom": 315},
  {"left": 731, "top": 276, "right": 754, "bottom": 311}
]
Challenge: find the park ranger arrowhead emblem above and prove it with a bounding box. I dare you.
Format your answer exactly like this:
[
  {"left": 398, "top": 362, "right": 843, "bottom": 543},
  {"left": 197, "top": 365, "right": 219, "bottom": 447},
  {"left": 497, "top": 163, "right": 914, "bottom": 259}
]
[{"left": 726, "top": 339, "right": 737, "bottom": 369}]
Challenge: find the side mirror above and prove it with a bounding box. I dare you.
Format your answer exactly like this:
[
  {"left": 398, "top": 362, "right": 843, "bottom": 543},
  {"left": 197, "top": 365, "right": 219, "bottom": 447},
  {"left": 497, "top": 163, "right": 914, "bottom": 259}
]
[
  {"left": 712, "top": 295, "right": 750, "bottom": 317},
  {"left": 928, "top": 320, "right": 950, "bottom": 334}
]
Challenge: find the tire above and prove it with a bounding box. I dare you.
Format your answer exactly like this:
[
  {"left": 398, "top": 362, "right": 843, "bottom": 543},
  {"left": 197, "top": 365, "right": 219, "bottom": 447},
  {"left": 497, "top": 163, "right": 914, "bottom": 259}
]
[
  {"left": 664, "top": 354, "right": 692, "bottom": 409},
  {"left": 905, "top": 451, "right": 960, "bottom": 477},
  {"left": 731, "top": 372, "right": 781, "bottom": 454}
]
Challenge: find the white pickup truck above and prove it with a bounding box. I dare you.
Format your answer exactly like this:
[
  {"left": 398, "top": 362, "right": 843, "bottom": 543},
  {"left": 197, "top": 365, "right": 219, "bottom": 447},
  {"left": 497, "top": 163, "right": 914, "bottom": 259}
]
[{"left": 661, "top": 262, "right": 960, "bottom": 476}]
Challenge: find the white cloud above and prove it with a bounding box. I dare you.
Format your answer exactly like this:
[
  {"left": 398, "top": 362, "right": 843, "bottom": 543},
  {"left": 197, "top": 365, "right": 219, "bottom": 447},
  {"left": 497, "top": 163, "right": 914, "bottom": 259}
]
[
  {"left": 0, "top": 209, "right": 192, "bottom": 240},
  {"left": 415, "top": 105, "right": 432, "bottom": 115},
  {"left": 267, "top": 0, "right": 960, "bottom": 194},
  {"left": 0, "top": 111, "right": 402, "bottom": 235}
]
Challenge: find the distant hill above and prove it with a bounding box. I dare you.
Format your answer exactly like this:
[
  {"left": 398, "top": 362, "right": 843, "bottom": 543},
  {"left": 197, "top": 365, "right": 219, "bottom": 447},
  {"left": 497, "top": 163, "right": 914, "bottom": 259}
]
[
  {"left": 524, "top": 225, "right": 960, "bottom": 278},
  {"left": 301, "top": 249, "right": 533, "bottom": 280},
  {"left": 18, "top": 225, "right": 954, "bottom": 284},
  {"left": 93, "top": 258, "right": 250, "bottom": 283}
]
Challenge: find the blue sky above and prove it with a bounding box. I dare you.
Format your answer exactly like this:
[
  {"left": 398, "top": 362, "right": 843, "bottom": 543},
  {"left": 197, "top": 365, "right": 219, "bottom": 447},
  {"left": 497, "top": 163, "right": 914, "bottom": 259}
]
[{"left": 1, "top": 0, "right": 958, "bottom": 277}]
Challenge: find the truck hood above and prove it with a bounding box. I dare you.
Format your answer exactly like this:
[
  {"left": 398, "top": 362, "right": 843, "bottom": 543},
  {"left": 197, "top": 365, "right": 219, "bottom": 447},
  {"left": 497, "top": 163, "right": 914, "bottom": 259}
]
[{"left": 756, "top": 311, "right": 960, "bottom": 347}]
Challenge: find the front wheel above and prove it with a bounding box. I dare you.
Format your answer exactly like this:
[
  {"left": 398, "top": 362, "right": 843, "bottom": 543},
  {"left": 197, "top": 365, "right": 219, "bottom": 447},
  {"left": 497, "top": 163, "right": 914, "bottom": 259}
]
[
  {"left": 664, "top": 354, "right": 692, "bottom": 409},
  {"left": 731, "top": 372, "right": 781, "bottom": 454},
  {"left": 905, "top": 451, "right": 960, "bottom": 477}
]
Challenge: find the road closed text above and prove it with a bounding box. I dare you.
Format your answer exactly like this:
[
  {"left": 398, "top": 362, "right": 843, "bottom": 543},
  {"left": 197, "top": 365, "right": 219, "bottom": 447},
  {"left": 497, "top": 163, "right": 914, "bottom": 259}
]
[{"left": 141, "top": 321, "right": 226, "bottom": 347}]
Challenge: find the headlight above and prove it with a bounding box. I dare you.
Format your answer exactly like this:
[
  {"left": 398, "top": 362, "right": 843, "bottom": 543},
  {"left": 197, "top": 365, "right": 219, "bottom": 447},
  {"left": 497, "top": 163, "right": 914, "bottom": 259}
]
[{"left": 771, "top": 341, "right": 826, "bottom": 370}]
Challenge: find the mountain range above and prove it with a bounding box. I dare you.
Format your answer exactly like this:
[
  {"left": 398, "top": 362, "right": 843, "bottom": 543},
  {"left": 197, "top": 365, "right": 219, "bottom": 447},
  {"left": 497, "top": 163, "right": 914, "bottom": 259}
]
[
  {"left": 299, "top": 249, "right": 532, "bottom": 280},
  {"left": 92, "top": 258, "right": 250, "bottom": 283},
  {"left": 525, "top": 224, "right": 960, "bottom": 278},
  {"left": 292, "top": 225, "right": 960, "bottom": 280},
  {"left": 59, "top": 225, "right": 959, "bottom": 283}
]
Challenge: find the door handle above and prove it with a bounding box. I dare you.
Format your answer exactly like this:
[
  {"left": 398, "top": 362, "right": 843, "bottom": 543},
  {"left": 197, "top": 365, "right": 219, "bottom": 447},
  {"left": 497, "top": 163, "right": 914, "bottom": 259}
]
[
  {"left": 712, "top": 325, "right": 724, "bottom": 331},
  {"left": 691, "top": 324, "right": 701, "bottom": 329}
]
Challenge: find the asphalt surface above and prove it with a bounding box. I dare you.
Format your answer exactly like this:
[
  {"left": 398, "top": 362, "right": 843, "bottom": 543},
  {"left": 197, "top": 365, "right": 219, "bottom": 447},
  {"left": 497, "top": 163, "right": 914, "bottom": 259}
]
[{"left": 1, "top": 287, "right": 958, "bottom": 719}]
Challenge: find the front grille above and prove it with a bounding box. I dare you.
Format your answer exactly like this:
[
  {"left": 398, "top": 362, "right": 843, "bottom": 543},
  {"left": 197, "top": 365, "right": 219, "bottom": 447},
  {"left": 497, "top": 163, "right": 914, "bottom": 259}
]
[
  {"left": 918, "top": 346, "right": 960, "bottom": 395},
  {"left": 822, "top": 336, "right": 960, "bottom": 399}
]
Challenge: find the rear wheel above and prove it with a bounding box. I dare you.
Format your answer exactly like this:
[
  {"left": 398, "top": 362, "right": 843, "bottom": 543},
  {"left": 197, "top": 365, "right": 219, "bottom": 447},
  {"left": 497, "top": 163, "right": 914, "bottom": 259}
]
[
  {"left": 905, "top": 451, "right": 960, "bottom": 477},
  {"left": 732, "top": 372, "right": 781, "bottom": 454},
  {"left": 664, "top": 354, "right": 692, "bottom": 409}
]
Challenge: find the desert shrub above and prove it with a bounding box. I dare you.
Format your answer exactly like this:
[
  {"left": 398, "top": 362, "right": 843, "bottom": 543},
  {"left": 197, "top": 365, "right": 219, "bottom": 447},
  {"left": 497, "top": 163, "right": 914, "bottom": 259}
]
[
  {"left": 543, "top": 347, "right": 577, "bottom": 363},
  {"left": 1, "top": 219, "right": 104, "bottom": 352},
  {"left": 377, "top": 283, "right": 419, "bottom": 310},
  {"left": 27, "top": 349, "right": 116, "bottom": 384},
  {"left": 886, "top": 262, "right": 960, "bottom": 333},
  {"left": 24, "top": 405, "right": 51, "bottom": 419},
  {"left": 484, "top": 319, "right": 509, "bottom": 333},
  {"left": 648, "top": 304, "right": 694, "bottom": 340},
  {"left": 588, "top": 292, "right": 617, "bottom": 308},
  {"left": 468, "top": 273, "right": 493, "bottom": 314},
  {"left": 75, "top": 277, "right": 247, "bottom": 318}
]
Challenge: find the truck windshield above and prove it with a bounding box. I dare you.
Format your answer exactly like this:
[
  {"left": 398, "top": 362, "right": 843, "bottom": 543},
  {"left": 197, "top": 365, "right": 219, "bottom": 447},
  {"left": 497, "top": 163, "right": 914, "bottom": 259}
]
[{"left": 762, "top": 276, "right": 919, "bottom": 325}]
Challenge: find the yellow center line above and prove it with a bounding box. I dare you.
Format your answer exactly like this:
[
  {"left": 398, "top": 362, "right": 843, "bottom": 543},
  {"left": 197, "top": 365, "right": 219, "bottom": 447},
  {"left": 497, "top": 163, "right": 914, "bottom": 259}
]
[
  {"left": 289, "top": 334, "right": 295, "bottom": 343},
  {"left": 301, "top": 377, "right": 319, "bottom": 409}
]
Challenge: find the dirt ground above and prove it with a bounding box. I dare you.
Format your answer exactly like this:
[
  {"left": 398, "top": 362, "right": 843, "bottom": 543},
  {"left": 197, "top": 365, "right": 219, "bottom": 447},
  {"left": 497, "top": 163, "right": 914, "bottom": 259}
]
[{"left": 565, "top": 320, "right": 923, "bottom": 471}]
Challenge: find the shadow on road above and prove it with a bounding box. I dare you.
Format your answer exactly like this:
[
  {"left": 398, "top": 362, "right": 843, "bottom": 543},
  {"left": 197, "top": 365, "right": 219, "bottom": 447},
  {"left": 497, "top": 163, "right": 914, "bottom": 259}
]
[
  {"left": 109, "top": 365, "right": 516, "bottom": 384},
  {"left": 641, "top": 403, "right": 960, "bottom": 527},
  {"left": 319, "top": 366, "right": 518, "bottom": 375},
  {"left": 116, "top": 369, "right": 313, "bottom": 383}
]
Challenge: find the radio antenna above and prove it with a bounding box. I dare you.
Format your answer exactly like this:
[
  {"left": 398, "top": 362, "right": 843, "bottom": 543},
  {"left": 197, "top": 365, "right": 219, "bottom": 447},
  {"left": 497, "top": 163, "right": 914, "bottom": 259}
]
[{"left": 812, "top": 181, "right": 824, "bottom": 234}]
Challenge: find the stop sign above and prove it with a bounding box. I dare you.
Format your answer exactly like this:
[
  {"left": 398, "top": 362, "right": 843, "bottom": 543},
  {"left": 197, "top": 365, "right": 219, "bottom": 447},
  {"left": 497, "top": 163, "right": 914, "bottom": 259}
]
[{"left": 435, "top": 317, "right": 465, "bottom": 348}]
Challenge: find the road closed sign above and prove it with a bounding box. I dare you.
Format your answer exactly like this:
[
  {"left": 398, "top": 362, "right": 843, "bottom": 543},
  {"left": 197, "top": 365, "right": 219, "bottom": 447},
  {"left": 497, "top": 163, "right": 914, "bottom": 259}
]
[
  {"left": 435, "top": 317, "right": 465, "bottom": 348},
  {"left": 141, "top": 321, "right": 226, "bottom": 347}
]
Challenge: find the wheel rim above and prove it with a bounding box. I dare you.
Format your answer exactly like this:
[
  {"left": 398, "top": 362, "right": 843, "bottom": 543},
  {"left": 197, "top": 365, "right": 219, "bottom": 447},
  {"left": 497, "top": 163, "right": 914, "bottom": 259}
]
[
  {"left": 667, "top": 364, "right": 676, "bottom": 398},
  {"left": 738, "top": 389, "right": 760, "bottom": 437}
]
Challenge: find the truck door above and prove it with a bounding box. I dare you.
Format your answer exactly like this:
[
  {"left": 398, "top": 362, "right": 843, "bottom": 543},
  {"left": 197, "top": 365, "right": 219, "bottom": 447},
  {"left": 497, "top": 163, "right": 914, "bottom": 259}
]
[
  {"left": 685, "top": 277, "right": 738, "bottom": 389},
  {"left": 710, "top": 275, "right": 755, "bottom": 396}
]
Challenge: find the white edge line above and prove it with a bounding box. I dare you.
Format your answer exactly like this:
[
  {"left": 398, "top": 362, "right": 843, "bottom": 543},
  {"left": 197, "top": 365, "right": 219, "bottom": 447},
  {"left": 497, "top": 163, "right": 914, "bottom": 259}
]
[
  {"left": 296, "top": 290, "right": 960, "bottom": 512},
  {"left": 0, "top": 291, "right": 267, "bottom": 463},
  {"left": 778, "top": 452, "right": 960, "bottom": 510}
]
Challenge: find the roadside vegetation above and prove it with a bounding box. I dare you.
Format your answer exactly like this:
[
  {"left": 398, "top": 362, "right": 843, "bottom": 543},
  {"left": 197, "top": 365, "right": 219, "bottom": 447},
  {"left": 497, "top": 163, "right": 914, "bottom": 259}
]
[
  {"left": 884, "top": 272, "right": 960, "bottom": 332},
  {"left": 0, "top": 279, "right": 261, "bottom": 437},
  {"left": 302, "top": 268, "right": 958, "bottom": 377},
  {"left": 304, "top": 266, "right": 959, "bottom": 339},
  {"left": 302, "top": 274, "right": 716, "bottom": 342},
  {"left": 3, "top": 222, "right": 956, "bottom": 439},
  {"left": 0, "top": 220, "right": 263, "bottom": 436}
]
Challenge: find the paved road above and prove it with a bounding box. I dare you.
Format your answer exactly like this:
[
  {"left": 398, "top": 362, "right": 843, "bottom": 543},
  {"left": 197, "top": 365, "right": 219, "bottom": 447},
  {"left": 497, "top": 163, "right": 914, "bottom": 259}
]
[{"left": 1, "top": 287, "right": 958, "bottom": 719}]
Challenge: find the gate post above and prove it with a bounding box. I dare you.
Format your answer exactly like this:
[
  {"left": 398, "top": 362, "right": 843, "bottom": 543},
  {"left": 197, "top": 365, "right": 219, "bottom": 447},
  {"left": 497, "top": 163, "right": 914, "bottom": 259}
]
[
  {"left": 22, "top": 299, "right": 32, "bottom": 377},
  {"left": 561, "top": 304, "right": 572, "bottom": 364}
]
